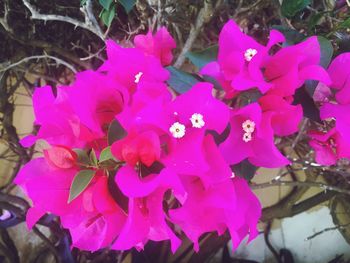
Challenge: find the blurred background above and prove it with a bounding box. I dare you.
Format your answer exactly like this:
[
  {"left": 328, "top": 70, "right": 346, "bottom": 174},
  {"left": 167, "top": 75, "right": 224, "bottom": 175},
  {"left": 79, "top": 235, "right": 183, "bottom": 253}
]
[{"left": 1, "top": 0, "right": 350, "bottom": 262}]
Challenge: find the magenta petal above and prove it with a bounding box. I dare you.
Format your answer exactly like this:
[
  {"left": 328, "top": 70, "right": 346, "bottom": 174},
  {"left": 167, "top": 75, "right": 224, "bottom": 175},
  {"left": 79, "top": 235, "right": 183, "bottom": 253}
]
[
  {"left": 320, "top": 103, "right": 350, "bottom": 140},
  {"left": 259, "top": 95, "right": 303, "bottom": 136},
  {"left": 327, "top": 52, "right": 350, "bottom": 90},
  {"left": 299, "top": 65, "right": 331, "bottom": 85},
  {"left": 15, "top": 158, "right": 79, "bottom": 215},
  {"left": 26, "top": 207, "right": 46, "bottom": 230},
  {"left": 266, "top": 29, "right": 285, "bottom": 50},
  {"left": 164, "top": 129, "right": 209, "bottom": 174},
  {"left": 112, "top": 198, "right": 150, "bottom": 251},
  {"left": 172, "top": 82, "right": 230, "bottom": 133},
  {"left": 335, "top": 77, "right": 350, "bottom": 105},
  {"left": 249, "top": 113, "right": 290, "bottom": 168}
]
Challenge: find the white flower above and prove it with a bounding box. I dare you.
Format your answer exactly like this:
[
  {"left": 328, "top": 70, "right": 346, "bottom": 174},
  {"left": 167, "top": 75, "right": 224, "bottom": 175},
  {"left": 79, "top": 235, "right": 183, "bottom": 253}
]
[
  {"left": 190, "top": 113, "right": 205, "bottom": 128},
  {"left": 134, "top": 72, "right": 143, "bottom": 83},
  {"left": 243, "top": 132, "right": 252, "bottom": 142},
  {"left": 169, "top": 122, "right": 186, "bottom": 138},
  {"left": 244, "top": 48, "right": 258, "bottom": 62},
  {"left": 242, "top": 119, "right": 255, "bottom": 133}
]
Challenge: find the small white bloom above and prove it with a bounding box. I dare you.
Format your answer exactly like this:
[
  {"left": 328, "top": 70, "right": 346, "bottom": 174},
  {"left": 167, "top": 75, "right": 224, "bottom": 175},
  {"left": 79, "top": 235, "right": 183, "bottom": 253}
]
[
  {"left": 243, "top": 132, "right": 252, "bottom": 142},
  {"left": 134, "top": 72, "right": 143, "bottom": 83},
  {"left": 169, "top": 122, "right": 186, "bottom": 138},
  {"left": 242, "top": 119, "right": 255, "bottom": 133},
  {"left": 190, "top": 113, "right": 205, "bottom": 128},
  {"left": 244, "top": 48, "right": 258, "bottom": 62}
]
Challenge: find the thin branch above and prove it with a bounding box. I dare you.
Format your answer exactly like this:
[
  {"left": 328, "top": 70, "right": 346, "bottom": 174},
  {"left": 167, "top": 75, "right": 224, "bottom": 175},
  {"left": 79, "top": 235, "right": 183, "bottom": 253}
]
[
  {"left": 305, "top": 223, "right": 350, "bottom": 241},
  {"left": 0, "top": 55, "right": 77, "bottom": 73},
  {"left": 252, "top": 180, "right": 350, "bottom": 196},
  {"left": 174, "top": 0, "right": 214, "bottom": 68},
  {"left": 22, "top": 0, "right": 105, "bottom": 41}
]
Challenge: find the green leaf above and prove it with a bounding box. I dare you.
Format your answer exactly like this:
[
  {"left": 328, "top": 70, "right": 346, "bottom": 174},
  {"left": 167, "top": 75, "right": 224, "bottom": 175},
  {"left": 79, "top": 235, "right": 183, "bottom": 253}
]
[
  {"left": 73, "top": 149, "right": 90, "bottom": 166},
  {"left": 166, "top": 66, "right": 199, "bottom": 94},
  {"left": 119, "top": 0, "right": 137, "bottom": 13},
  {"left": 80, "top": 0, "right": 88, "bottom": 6},
  {"left": 99, "top": 0, "right": 113, "bottom": 10},
  {"left": 281, "top": 0, "right": 311, "bottom": 18},
  {"left": 308, "top": 12, "right": 324, "bottom": 32},
  {"left": 99, "top": 146, "right": 114, "bottom": 162},
  {"left": 68, "top": 170, "right": 95, "bottom": 203},
  {"left": 272, "top": 25, "right": 305, "bottom": 46},
  {"left": 100, "top": 5, "right": 115, "bottom": 27},
  {"left": 302, "top": 37, "right": 332, "bottom": 98},
  {"left": 338, "top": 17, "right": 350, "bottom": 29},
  {"left": 90, "top": 149, "right": 98, "bottom": 166},
  {"left": 186, "top": 45, "right": 218, "bottom": 69},
  {"left": 231, "top": 159, "right": 258, "bottom": 181},
  {"left": 108, "top": 119, "right": 127, "bottom": 145},
  {"left": 318, "top": 36, "right": 333, "bottom": 69},
  {"left": 293, "top": 86, "right": 321, "bottom": 122}
]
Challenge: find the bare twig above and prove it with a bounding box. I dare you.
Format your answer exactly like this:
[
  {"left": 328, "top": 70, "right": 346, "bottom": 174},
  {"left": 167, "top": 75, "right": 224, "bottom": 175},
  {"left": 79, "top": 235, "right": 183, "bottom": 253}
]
[
  {"left": 22, "top": 0, "right": 105, "bottom": 40},
  {"left": 305, "top": 223, "right": 350, "bottom": 240},
  {"left": 174, "top": 0, "right": 214, "bottom": 68},
  {"left": 252, "top": 180, "right": 350, "bottom": 195},
  {"left": 0, "top": 55, "right": 77, "bottom": 73}
]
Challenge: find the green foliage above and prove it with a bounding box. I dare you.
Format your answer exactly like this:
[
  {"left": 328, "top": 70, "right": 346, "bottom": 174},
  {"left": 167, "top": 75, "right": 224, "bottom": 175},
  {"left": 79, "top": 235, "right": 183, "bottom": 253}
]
[
  {"left": 73, "top": 149, "right": 90, "bottom": 166},
  {"left": 281, "top": 0, "right": 311, "bottom": 18},
  {"left": 186, "top": 45, "right": 218, "bottom": 69},
  {"left": 108, "top": 119, "right": 127, "bottom": 145},
  {"left": 166, "top": 66, "right": 199, "bottom": 94},
  {"left": 80, "top": 0, "right": 88, "bottom": 5},
  {"left": 100, "top": 5, "right": 116, "bottom": 27},
  {"left": 338, "top": 17, "right": 350, "bottom": 29},
  {"left": 68, "top": 170, "right": 96, "bottom": 203},
  {"left": 272, "top": 25, "right": 305, "bottom": 46},
  {"left": 89, "top": 149, "right": 98, "bottom": 166},
  {"left": 99, "top": 146, "right": 115, "bottom": 162},
  {"left": 318, "top": 36, "right": 333, "bottom": 68},
  {"left": 231, "top": 159, "right": 258, "bottom": 181},
  {"left": 99, "top": 0, "right": 113, "bottom": 10},
  {"left": 119, "top": 0, "right": 137, "bottom": 13}
]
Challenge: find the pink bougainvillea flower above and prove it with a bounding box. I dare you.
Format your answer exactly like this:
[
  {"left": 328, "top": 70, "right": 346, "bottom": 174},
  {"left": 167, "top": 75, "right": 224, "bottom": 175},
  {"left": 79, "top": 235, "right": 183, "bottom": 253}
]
[
  {"left": 320, "top": 103, "right": 350, "bottom": 142},
  {"left": 112, "top": 189, "right": 182, "bottom": 253},
  {"left": 313, "top": 82, "right": 332, "bottom": 103},
  {"left": 66, "top": 70, "right": 129, "bottom": 138},
  {"left": 43, "top": 145, "right": 77, "bottom": 169},
  {"left": 20, "top": 86, "right": 87, "bottom": 148},
  {"left": 325, "top": 52, "right": 350, "bottom": 104},
  {"left": 309, "top": 129, "right": 350, "bottom": 165},
  {"left": 135, "top": 82, "right": 230, "bottom": 174},
  {"left": 134, "top": 27, "right": 176, "bottom": 66},
  {"left": 15, "top": 156, "right": 81, "bottom": 216},
  {"left": 265, "top": 37, "right": 331, "bottom": 97},
  {"left": 220, "top": 103, "right": 290, "bottom": 168},
  {"left": 201, "top": 19, "right": 285, "bottom": 97},
  {"left": 16, "top": 150, "right": 127, "bottom": 251},
  {"left": 259, "top": 94, "right": 303, "bottom": 136},
  {"left": 111, "top": 130, "right": 161, "bottom": 167},
  {"left": 169, "top": 174, "right": 261, "bottom": 251},
  {"left": 61, "top": 176, "right": 126, "bottom": 251},
  {"left": 99, "top": 40, "right": 169, "bottom": 94}
]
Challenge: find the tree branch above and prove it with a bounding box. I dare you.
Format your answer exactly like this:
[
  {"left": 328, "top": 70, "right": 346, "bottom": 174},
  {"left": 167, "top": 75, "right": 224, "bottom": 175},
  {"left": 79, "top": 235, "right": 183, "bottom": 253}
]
[
  {"left": 0, "top": 55, "right": 77, "bottom": 73},
  {"left": 173, "top": 0, "right": 214, "bottom": 68},
  {"left": 22, "top": 0, "right": 105, "bottom": 41}
]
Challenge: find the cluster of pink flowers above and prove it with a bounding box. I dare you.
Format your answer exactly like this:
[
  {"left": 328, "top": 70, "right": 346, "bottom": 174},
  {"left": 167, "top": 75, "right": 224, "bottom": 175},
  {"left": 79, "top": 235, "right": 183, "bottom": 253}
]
[
  {"left": 16, "top": 19, "right": 337, "bottom": 253},
  {"left": 309, "top": 53, "right": 350, "bottom": 165}
]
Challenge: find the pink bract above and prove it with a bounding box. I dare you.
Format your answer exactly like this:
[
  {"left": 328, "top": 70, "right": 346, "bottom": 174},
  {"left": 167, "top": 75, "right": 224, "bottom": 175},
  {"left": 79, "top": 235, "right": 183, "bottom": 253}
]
[
  {"left": 220, "top": 103, "right": 290, "bottom": 168},
  {"left": 201, "top": 19, "right": 285, "bottom": 97},
  {"left": 134, "top": 27, "right": 176, "bottom": 66}
]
